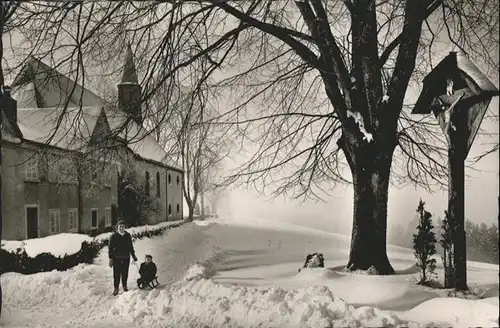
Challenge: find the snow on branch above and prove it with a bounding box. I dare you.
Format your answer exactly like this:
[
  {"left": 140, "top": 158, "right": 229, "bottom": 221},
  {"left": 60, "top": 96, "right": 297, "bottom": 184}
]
[{"left": 347, "top": 110, "right": 373, "bottom": 143}]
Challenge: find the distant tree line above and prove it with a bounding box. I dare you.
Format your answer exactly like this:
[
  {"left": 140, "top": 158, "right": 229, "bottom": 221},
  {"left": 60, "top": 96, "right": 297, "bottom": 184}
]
[
  {"left": 460, "top": 220, "right": 498, "bottom": 264},
  {"left": 390, "top": 216, "right": 499, "bottom": 264}
]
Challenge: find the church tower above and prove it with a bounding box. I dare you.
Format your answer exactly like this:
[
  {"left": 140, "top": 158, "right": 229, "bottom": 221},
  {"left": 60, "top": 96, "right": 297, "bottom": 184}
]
[{"left": 117, "top": 43, "right": 142, "bottom": 124}]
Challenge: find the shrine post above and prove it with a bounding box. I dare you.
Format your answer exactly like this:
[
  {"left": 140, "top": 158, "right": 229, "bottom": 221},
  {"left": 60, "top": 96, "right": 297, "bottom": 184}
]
[{"left": 411, "top": 51, "right": 499, "bottom": 291}]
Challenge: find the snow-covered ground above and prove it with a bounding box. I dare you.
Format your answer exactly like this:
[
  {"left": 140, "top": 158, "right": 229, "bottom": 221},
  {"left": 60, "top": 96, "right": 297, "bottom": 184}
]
[{"left": 1, "top": 219, "right": 498, "bottom": 327}]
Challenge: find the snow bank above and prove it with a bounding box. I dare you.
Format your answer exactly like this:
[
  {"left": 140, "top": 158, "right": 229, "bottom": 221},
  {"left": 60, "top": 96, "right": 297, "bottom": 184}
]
[
  {"left": 94, "top": 220, "right": 185, "bottom": 242},
  {"left": 295, "top": 267, "right": 342, "bottom": 280},
  {"left": 1, "top": 220, "right": 185, "bottom": 258},
  {"left": 1, "top": 264, "right": 111, "bottom": 309},
  {"left": 3, "top": 260, "right": 496, "bottom": 328},
  {"left": 106, "top": 262, "right": 499, "bottom": 328},
  {"left": 396, "top": 297, "right": 499, "bottom": 328},
  {"left": 1, "top": 233, "right": 94, "bottom": 257},
  {"left": 286, "top": 270, "right": 411, "bottom": 306},
  {"left": 183, "top": 262, "right": 216, "bottom": 281},
  {"left": 109, "top": 279, "right": 420, "bottom": 328},
  {"left": 2, "top": 220, "right": 497, "bottom": 328}
]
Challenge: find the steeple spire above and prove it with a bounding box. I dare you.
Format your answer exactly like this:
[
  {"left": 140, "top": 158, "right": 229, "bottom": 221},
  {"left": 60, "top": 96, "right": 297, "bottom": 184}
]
[
  {"left": 117, "top": 42, "right": 143, "bottom": 124},
  {"left": 120, "top": 43, "right": 139, "bottom": 84}
]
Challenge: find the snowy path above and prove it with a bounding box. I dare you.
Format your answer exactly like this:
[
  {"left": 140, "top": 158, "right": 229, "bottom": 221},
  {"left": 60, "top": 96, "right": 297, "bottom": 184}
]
[{"left": 1, "top": 223, "right": 217, "bottom": 328}]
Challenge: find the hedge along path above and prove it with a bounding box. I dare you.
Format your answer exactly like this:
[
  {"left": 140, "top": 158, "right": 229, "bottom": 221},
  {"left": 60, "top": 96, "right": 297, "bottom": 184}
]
[{"left": 0, "top": 221, "right": 186, "bottom": 275}]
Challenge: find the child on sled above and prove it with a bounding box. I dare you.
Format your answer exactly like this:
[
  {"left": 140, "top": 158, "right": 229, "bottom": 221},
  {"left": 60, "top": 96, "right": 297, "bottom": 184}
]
[{"left": 137, "top": 254, "right": 158, "bottom": 289}]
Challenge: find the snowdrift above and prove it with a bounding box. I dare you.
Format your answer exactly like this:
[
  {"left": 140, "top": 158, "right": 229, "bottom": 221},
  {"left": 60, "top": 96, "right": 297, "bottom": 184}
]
[
  {"left": 1, "top": 220, "right": 498, "bottom": 328},
  {"left": 108, "top": 269, "right": 420, "bottom": 328},
  {"left": 1, "top": 220, "right": 184, "bottom": 257},
  {"left": 397, "top": 296, "right": 500, "bottom": 327},
  {"left": 1, "top": 234, "right": 94, "bottom": 257}
]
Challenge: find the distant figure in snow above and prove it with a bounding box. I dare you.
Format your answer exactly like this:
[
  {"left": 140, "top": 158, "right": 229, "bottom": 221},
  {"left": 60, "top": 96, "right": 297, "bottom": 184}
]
[
  {"left": 137, "top": 255, "right": 158, "bottom": 288},
  {"left": 109, "top": 220, "right": 138, "bottom": 295}
]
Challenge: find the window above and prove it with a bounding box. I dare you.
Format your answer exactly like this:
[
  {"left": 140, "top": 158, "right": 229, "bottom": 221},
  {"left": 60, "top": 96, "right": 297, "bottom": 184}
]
[
  {"left": 58, "top": 158, "right": 77, "bottom": 184},
  {"left": 176, "top": 203, "right": 180, "bottom": 214},
  {"left": 105, "top": 207, "right": 112, "bottom": 227},
  {"left": 176, "top": 174, "right": 180, "bottom": 186},
  {"left": 49, "top": 156, "right": 71, "bottom": 183},
  {"left": 168, "top": 204, "right": 172, "bottom": 215},
  {"left": 48, "top": 209, "right": 61, "bottom": 234},
  {"left": 25, "top": 154, "right": 39, "bottom": 181},
  {"left": 68, "top": 208, "right": 78, "bottom": 232},
  {"left": 156, "top": 172, "right": 161, "bottom": 198},
  {"left": 168, "top": 173, "right": 172, "bottom": 185},
  {"left": 91, "top": 208, "right": 98, "bottom": 229},
  {"left": 145, "top": 171, "right": 150, "bottom": 196},
  {"left": 48, "top": 157, "right": 61, "bottom": 183}
]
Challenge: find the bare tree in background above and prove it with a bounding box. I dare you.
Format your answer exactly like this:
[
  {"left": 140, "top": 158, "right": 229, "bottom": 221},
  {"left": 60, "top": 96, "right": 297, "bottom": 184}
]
[
  {"left": 149, "top": 72, "right": 230, "bottom": 221},
  {"left": 6, "top": 1, "right": 499, "bottom": 276},
  {"left": 181, "top": 107, "right": 226, "bottom": 222},
  {"left": 205, "top": 182, "right": 225, "bottom": 216}
]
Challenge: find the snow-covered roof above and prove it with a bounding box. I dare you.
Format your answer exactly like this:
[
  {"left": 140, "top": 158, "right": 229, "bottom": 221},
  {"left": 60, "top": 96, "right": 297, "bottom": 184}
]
[
  {"left": 15, "top": 106, "right": 101, "bottom": 151},
  {"left": 412, "top": 52, "right": 499, "bottom": 115},
  {"left": 105, "top": 108, "right": 176, "bottom": 167},
  {"left": 11, "top": 56, "right": 106, "bottom": 109},
  {"left": 456, "top": 52, "right": 498, "bottom": 93},
  {"left": 5, "top": 56, "right": 181, "bottom": 171}
]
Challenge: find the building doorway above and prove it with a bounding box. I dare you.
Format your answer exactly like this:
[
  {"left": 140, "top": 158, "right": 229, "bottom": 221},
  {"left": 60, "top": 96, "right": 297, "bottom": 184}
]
[{"left": 26, "top": 205, "right": 39, "bottom": 239}]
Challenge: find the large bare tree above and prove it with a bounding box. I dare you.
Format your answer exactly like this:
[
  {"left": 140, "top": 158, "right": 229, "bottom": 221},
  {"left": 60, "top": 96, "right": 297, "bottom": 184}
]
[
  {"left": 5, "top": 1, "right": 499, "bottom": 280},
  {"left": 126, "top": 0, "right": 497, "bottom": 275}
]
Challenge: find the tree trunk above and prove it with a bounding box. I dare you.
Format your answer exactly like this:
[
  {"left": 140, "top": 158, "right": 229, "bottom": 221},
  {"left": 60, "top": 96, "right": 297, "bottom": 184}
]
[
  {"left": 200, "top": 191, "right": 205, "bottom": 219},
  {"left": 187, "top": 202, "right": 195, "bottom": 222},
  {"left": 185, "top": 192, "right": 197, "bottom": 222},
  {"left": 341, "top": 135, "right": 396, "bottom": 275},
  {"left": 77, "top": 165, "right": 83, "bottom": 233}
]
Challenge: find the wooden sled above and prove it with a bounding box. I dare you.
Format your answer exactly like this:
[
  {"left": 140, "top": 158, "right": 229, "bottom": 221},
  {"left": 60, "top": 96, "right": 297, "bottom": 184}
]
[{"left": 137, "top": 276, "right": 160, "bottom": 289}]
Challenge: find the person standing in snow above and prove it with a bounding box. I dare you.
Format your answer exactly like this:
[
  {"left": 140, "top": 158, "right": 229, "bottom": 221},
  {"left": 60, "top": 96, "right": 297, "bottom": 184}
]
[{"left": 108, "top": 220, "right": 138, "bottom": 295}]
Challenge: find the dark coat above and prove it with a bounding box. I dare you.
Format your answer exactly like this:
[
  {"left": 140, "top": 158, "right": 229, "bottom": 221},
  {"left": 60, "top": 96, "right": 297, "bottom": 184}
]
[
  {"left": 108, "top": 231, "right": 137, "bottom": 260},
  {"left": 139, "top": 262, "right": 157, "bottom": 279}
]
